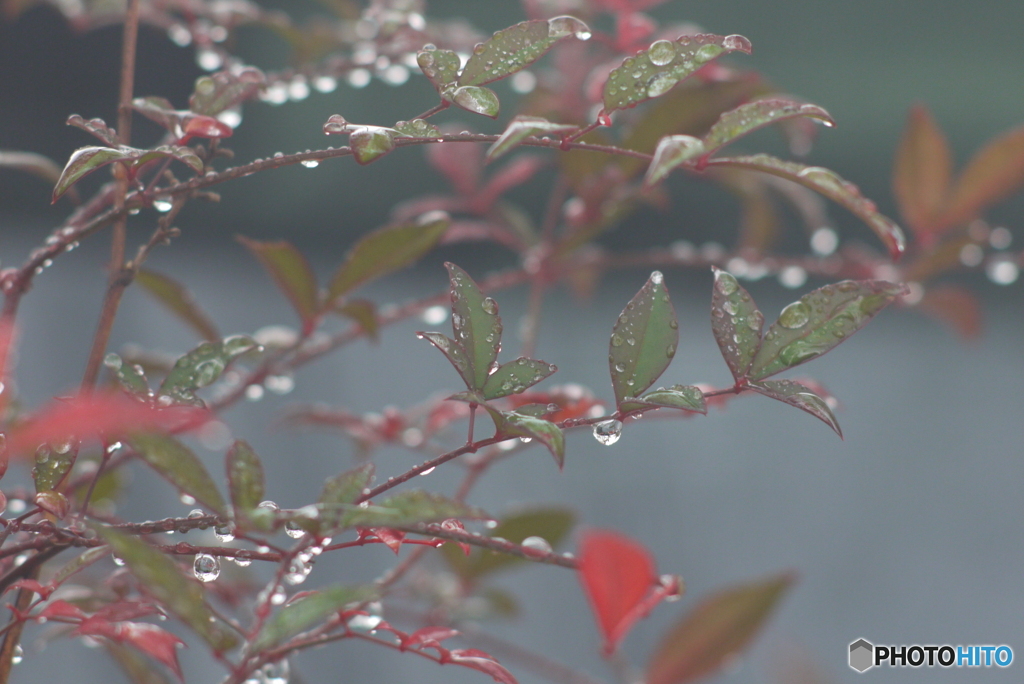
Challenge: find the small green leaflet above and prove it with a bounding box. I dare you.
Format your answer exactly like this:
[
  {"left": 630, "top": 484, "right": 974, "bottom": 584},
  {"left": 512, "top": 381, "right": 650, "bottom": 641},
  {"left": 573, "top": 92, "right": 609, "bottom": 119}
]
[
  {"left": 189, "top": 66, "right": 264, "bottom": 116},
  {"left": 608, "top": 271, "right": 679, "bottom": 407},
  {"left": 487, "top": 116, "right": 577, "bottom": 162},
  {"left": 644, "top": 135, "right": 705, "bottom": 187},
  {"left": 701, "top": 99, "right": 834, "bottom": 157},
  {"left": 348, "top": 126, "right": 396, "bottom": 165},
  {"left": 619, "top": 385, "right": 706, "bottom": 415},
  {"left": 226, "top": 439, "right": 265, "bottom": 518},
  {"left": 393, "top": 119, "right": 442, "bottom": 139},
  {"left": 709, "top": 268, "right": 763, "bottom": 382},
  {"left": 237, "top": 237, "right": 320, "bottom": 328},
  {"left": 749, "top": 379, "right": 842, "bottom": 438},
  {"left": 158, "top": 336, "right": 260, "bottom": 405},
  {"left": 130, "top": 433, "right": 227, "bottom": 516},
  {"left": 458, "top": 17, "right": 591, "bottom": 87},
  {"left": 451, "top": 86, "right": 500, "bottom": 119},
  {"left": 443, "top": 507, "right": 576, "bottom": 579},
  {"left": 479, "top": 404, "right": 566, "bottom": 469},
  {"left": 135, "top": 269, "right": 220, "bottom": 342},
  {"left": 104, "top": 353, "right": 151, "bottom": 398},
  {"left": 338, "top": 490, "right": 485, "bottom": 529},
  {"left": 417, "top": 48, "right": 462, "bottom": 90},
  {"left": 252, "top": 585, "right": 378, "bottom": 651}
]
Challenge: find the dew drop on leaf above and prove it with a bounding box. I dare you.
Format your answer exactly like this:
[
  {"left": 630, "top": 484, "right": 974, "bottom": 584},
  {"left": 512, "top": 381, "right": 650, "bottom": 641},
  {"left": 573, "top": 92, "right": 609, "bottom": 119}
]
[
  {"left": 592, "top": 419, "right": 623, "bottom": 445},
  {"left": 193, "top": 553, "right": 221, "bottom": 582},
  {"left": 777, "top": 301, "right": 811, "bottom": 329},
  {"left": 648, "top": 40, "right": 676, "bottom": 66},
  {"left": 481, "top": 297, "right": 498, "bottom": 314}
]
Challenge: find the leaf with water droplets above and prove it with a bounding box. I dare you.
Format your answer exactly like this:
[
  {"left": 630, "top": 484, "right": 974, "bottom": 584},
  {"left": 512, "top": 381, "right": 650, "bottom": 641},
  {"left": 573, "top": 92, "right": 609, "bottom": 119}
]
[
  {"left": 106, "top": 641, "right": 176, "bottom": 684},
  {"left": 104, "top": 353, "right": 150, "bottom": 398},
  {"left": 602, "top": 34, "right": 752, "bottom": 113},
  {"left": 609, "top": 271, "right": 679, "bottom": 407},
  {"left": 620, "top": 385, "right": 706, "bottom": 415},
  {"left": 131, "top": 96, "right": 181, "bottom": 133},
  {"left": 417, "top": 48, "right": 462, "bottom": 90},
  {"left": 158, "top": 336, "right": 259, "bottom": 405},
  {"left": 447, "top": 263, "right": 502, "bottom": 390},
  {"left": 52, "top": 146, "right": 133, "bottom": 202},
  {"left": 749, "top": 280, "right": 907, "bottom": 381},
  {"left": 478, "top": 404, "right": 565, "bottom": 469},
  {"left": 749, "top": 380, "right": 842, "bottom": 438},
  {"left": 96, "top": 527, "right": 238, "bottom": 653},
  {"left": 189, "top": 66, "right": 265, "bottom": 116},
  {"left": 418, "top": 332, "right": 473, "bottom": 387},
  {"left": 646, "top": 572, "right": 793, "bottom": 684},
  {"left": 320, "top": 463, "right": 374, "bottom": 507},
  {"left": 481, "top": 357, "right": 557, "bottom": 400},
  {"left": 252, "top": 585, "right": 378, "bottom": 651},
  {"left": 451, "top": 86, "right": 500, "bottom": 119},
  {"left": 226, "top": 439, "right": 264, "bottom": 522},
  {"left": 237, "top": 236, "right": 320, "bottom": 328},
  {"left": 892, "top": 104, "right": 951, "bottom": 236},
  {"left": 710, "top": 267, "right": 763, "bottom": 382},
  {"left": 135, "top": 269, "right": 220, "bottom": 342},
  {"left": 393, "top": 119, "right": 441, "bottom": 139},
  {"left": 348, "top": 126, "right": 397, "bottom": 164},
  {"left": 66, "top": 114, "right": 118, "bottom": 145},
  {"left": 644, "top": 135, "right": 705, "bottom": 187},
  {"left": 486, "top": 116, "right": 577, "bottom": 162},
  {"left": 339, "top": 491, "right": 485, "bottom": 529},
  {"left": 33, "top": 444, "right": 76, "bottom": 493},
  {"left": 704, "top": 154, "right": 906, "bottom": 260},
  {"left": 130, "top": 433, "right": 226, "bottom": 515},
  {"left": 444, "top": 508, "right": 576, "bottom": 579},
  {"left": 334, "top": 299, "right": 379, "bottom": 342},
  {"left": 459, "top": 17, "right": 590, "bottom": 87},
  {"left": 134, "top": 145, "right": 203, "bottom": 174},
  {"left": 327, "top": 213, "right": 450, "bottom": 303},
  {"left": 702, "top": 99, "right": 833, "bottom": 158}
]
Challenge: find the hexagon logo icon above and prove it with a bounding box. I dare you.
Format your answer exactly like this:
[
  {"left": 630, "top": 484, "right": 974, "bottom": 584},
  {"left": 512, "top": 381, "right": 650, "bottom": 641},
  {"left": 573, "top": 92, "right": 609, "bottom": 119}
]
[{"left": 849, "top": 638, "right": 874, "bottom": 672}]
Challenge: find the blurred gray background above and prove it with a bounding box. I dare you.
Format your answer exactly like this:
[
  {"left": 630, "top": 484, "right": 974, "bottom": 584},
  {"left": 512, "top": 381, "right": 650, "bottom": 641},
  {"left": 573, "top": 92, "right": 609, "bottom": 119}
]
[{"left": 1, "top": 1, "right": 1023, "bottom": 683}]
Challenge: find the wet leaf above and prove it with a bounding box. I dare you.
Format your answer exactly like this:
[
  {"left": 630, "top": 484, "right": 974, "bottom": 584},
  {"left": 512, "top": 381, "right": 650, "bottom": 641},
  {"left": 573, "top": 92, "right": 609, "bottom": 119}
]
[
  {"left": 319, "top": 463, "right": 375, "bottom": 507},
  {"left": 486, "top": 116, "right": 577, "bottom": 162},
  {"left": 134, "top": 145, "right": 203, "bottom": 174},
  {"left": 704, "top": 154, "right": 906, "bottom": 260},
  {"left": 404, "top": 626, "right": 461, "bottom": 649},
  {"left": 35, "top": 490, "right": 69, "bottom": 518},
  {"left": 97, "top": 527, "right": 238, "bottom": 653},
  {"left": 892, "top": 105, "right": 951, "bottom": 235},
  {"left": 107, "top": 642, "right": 176, "bottom": 684},
  {"left": 189, "top": 66, "right": 265, "bottom": 116},
  {"left": 335, "top": 299, "right": 379, "bottom": 342},
  {"left": 480, "top": 405, "right": 565, "bottom": 468},
  {"left": 327, "top": 212, "right": 450, "bottom": 302},
  {"left": 749, "top": 280, "right": 906, "bottom": 380},
  {"left": 67, "top": 114, "right": 118, "bottom": 145},
  {"left": 341, "top": 491, "right": 484, "bottom": 529},
  {"left": 226, "top": 439, "right": 264, "bottom": 519},
  {"left": 481, "top": 357, "right": 557, "bottom": 400},
  {"left": 349, "top": 126, "right": 397, "bottom": 165},
  {"left": 158, "top": 335, "right": 259, "bottom": 405},
  {"left": 80, "top": 622, "right": 184, "bottom": 682},
  {"left": 619, "top": 385, "right": 706, "bottom": 414},
  {"left": 643, "top": 135, "right": 705, "bottom": 187},
  {"left": 49, "top": 546, "right": 109, "bottom": 587},
  {"left": 702, "top": 99, "right": 834, "bottom": 157},
  {"left": 444, "top": 508, "right": 575, "bottom": 579},
  {"left": 749, "top": 380, "right": 842, "bottom": 438},
  {"left": 578, "top": 529, "right": 657, "bottom": 654},
  {"left": 451, "top": 86, "right": 501, "bottom": 119},
  {"left": 393, "top": 119, "right": 442, "bottom": 139},
  {"left": 0, "top": 150, "right": 65, "bottom": 187},
  {"left": 646, "top": 572, "right": 793, "bottom": 684},
  {"left": 447, "top": 263, "right": 502, "bottom": 390},
  {"left": 448, "top": 649, "right": 519, "bottom": 684},
  {"left": 709, "top": 268, "right": 763, "bottom": 381},
  {"left": 459, "top": 17, "right": 590, "bottom": 87},
  {"left": 252, "top": 584, "right": 378, "bottom": 651},
  {"left": 182, "top": 115, "right": 233, "bottom": 140},
  {"left": 609, "top": 271, "right": 679, "bottom": 407},
  {"left": 129, "top": 433, "right": 226, "bottom": 515},
  {"left": 237, "top": 237, "right": 320, "bottom": 327},
  {"left": 131, "top": 96, "right": 181, "bottom": 133},
  {"left": 33, "top": 443, "right": 75, "bottom": 493},
  {"left": 418, "top": 332, "right": 473, "bottom": 387},
  {"left": 417, "top": 48, "right": 462, "bottom": 90},
  {"left": 136, "top": 269, "right": 220, "bottom": 342},
  {"left": 602, "top": 34, "right": 752, "bottom": 113},
  {"left": 937, "top": 124, "right": 1024, "bottom": 232},
  {"left": 52, "top": 146, "right": 132, "bottom": 202}
]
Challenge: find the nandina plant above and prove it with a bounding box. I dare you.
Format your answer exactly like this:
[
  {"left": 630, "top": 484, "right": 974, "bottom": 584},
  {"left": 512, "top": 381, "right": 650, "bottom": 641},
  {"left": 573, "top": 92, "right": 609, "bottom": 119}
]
[{"left": 0, "top": 1, "right": 1022, "bottom": 683}]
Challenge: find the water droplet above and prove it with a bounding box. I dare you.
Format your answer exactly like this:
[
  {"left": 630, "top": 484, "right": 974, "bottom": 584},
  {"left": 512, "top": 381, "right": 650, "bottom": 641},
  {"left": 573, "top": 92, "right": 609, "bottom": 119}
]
[
  {"left": 592, "top": 419, "right": 623, "bottom": 445},
  {"left": 285, "top": 521, "right": 305, "bottom": 539},
  {"left": 347, "top": 614, "right": 383, "bottom": 631},
  {"left": 112, "top": 553, "right": 125, "bottom": 567},
  {"left": 420, "top": 466, "right": 435, "bottom": 476},
  {"left": 521, "top": 535, "right": 553, "bottom": 554},
  {"left": 258, "top": 501, "right": 279, "bottom": 512},
  {"left": 722, "top": 301, "right": 738, "bottom": 315},
  {"left": 547, "top": 15, "right": 591, "bottom": 40},
  {"left": 11, "top": 645, "right": 22, "bottom": 665},
  {"left": 193, "top": 553, "right": 220, "bottom": 582},
  {"left": 313, "top": 75, "right": 338, "bottom": 93},
  {"left": 613, "top": 362, "right": 626, "bottom": 373},
  {"left": 153, "top": 197, "right": 173, "bottom": 212},
  {"left": 722, "top": 35, "right": 752, "bottom": 52},
  {"left": 214, "top": 523, "right": 234, "bottom": 542},
  {"left": 626, "top": 337, "right": 636, "bottom": 346},
  {"left": 481, "top": 297, "right": 498, "bottom": 314},
  {"left": 715, "top": 271, "right": 739, "bottom": 295},
  {"left": 179, "top": 493, "right": 196, "bottom": 506},
  {"left": 611, "top": 334, "right": 624, "bottom": 347},
  {"left": 646, "top": 73, "right": 677, "bottom": 98},
  {"left": 300, "top": 159, "right": 319, "bottom": 168},
  {"left": 188, "top": 509, "right": 204, "bottom": 520},
  {"left": 987, "top": 258, "right": 1019, "bottom": 285},
  {"left": 665, "top": 344, "right": 676, "bottom": 357},
  {"left": 270, "top": 590, "right": 287, "bottom": 605},
  {"left": 777, "top": 301, "right": 810, "bottom": 329},
  {"left": 284, "top": 557, "right": 311, "bottom": 585},
  {"left": 245, "top": 384, "right": 265, "bottom": 401},
  {"left": 232, "top": 555, "right": 252, "bottom": 567},
  {"left": 778, "top": 265, "right": 807, "bottom": 289},
  {"left": 650, "top": 270, "right": 664, "bottom": 285}
]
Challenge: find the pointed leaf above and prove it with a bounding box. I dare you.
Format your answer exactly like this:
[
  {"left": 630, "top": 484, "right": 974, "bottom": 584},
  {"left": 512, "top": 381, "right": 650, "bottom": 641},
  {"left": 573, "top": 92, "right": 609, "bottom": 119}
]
[
  {"left": 0, "top": 150, "right": 65, "bottom": 187},
  {"left": 892, "top": 105, "right": 952, "bottom": 235},
  {"left": 182, "top": 115, "right": 233, "bottom": 140},
  {"left": 66, "top": 114, "right": 118, "bottom": 145},
  {"left": 938, "top": 125, "right": 1024, "bottom": 231},
  {"left": 749, "top": 280, "right": 906, "bottom": 380},
  {"left": 49, "top": 546, "right": 109, "bottom": 587},
  {"left": 237, "top": 237, "right": 320, "bottom": 326},
  {"left": 33, "top": 443, "right": 76, "bottom": 493},
  {"left": 349, "top": 126, "right": 397, "bottom": 165},
  {"left": 459, "top": 17, "right": 590, "bottom": 87},
  {"left": 157, "top": 335, "right": 259, "bottom": 405},
  {"left": 481, "top": 357, "right": 557, "bottom": 400},
  {"left": 578, "top": 529, "right": 657, "bottom": 654},
  {"left": 252, "top": 585, "right": 378, "bottom": 651},
  {"left": 447, "top": 263, "right": 502, "bottom": 390},
  {"left": 405, "top": 626, "right": 461, "bottom": 649},
  {"left": 107, "top": 642, "right": 176, "bottom": 684},
  {"left": 417, "top": 332, "right": 473, "bottom": 387},
  {"left": 131, "top": 96, "right": 182, "bottom": 133},
  {"left": 448, "top": 650, "right": 519, "bottom": 684},
  {"left": 620, "top": 385, "right": 706, "bottom": 414},
  {"left": 52, "top": 146, "right": 132, "bottom": 202},
  {"left": 335, "top": 299, "right": 379, "bottom": 342},
  {"left": 709, "top": 268, "right": 763, "bottom": 381},
  {"left": 226, "top": 439, "right": 265, "bottom": 518},
  {"left": 916, "top": 284, "right": 982, "bottom": 340},
  {"left": 644, "top": 135, "right": 705, "bottom": 187},
  {"left": 327, "top": 212, "right": 450, "bottom": 302},
  {"left": 452, "top": 86, "right": 500, "bottom": 119},
  {"left": 749, "top": 380, "right": 842, "bottom": 438},
  {"left": 319, "top": 463, "right": 375, "bottom": 506},
  {"left": 417, "top": 48, "right": 462, "bottom": 90},
  {"left": 189, "top": 66, "right": 265, "bottom": 116},
  {"left": 129, "top": 433, "right": 226, "bottom": 515},
  {"left": 393, "top": 119, "right": 442, "bottom": 139},
  {"left": 134, "top": 146, "right": 203, "bottom": 174},
  {"left": 602, "top": 34, "right": 752, "bottom": 113},
  {"left": 646, "top": 573, "right": 794, "bottom": 684},
  {"left": 702, "top": 99, "right": 834, "bottom": 157},
  {"left": 445, "top": 508, "right": 575, "bottom": 579},
  {"left": 705, "top": 154, "right": 906, "bottom": 259},
  {"left": 339, "top": 491, "right": 485, "bottom": 529},
  {"left": 486, "top": 116, "right": 577, "bottom": 162},
  {"left": 609, "top": 271, "right": 679, "bottom": 406},
  {"left": 135, "top": 269, "right": 220, "bottom": 342},
  {"left": 97, "top": 527, "right": 238, "bottom": 652},
  {"left": 484, "top": 408, "right": 565, "bottom": 468},
  {"left": 82, "top": 622, "right": 185, "bottom": 682}
]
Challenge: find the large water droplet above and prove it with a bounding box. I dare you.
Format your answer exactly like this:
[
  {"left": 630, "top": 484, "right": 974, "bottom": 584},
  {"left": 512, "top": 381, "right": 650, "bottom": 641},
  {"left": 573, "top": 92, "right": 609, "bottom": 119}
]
[
  {"left": 481, "top": 297, "right": 498, "bottom": 314},
  {"left": 648, "top": 40, "right": 676, "bottom": 66},
  {"left": 285, "top": 520, "right": 305, "bottom": 539},
  {"left": 650, "top": 270, "right": 665, "bottom": 285},
  {"left": 193, "top": 553, "right": 221, "bottom": 582},
  {"left": 347, "top": 614, "right": 383, "bottom": 631},
  {"left": 214, "top": 523, "right": 234, "bottom": 543},
  {"left": 547, "top": 15, "right": 591, "bottom": 40},
  {"left": 592, "top": 419, "right": 623, "bottom": 445},
  {"left": 777, "top": 301, "right": 811, "bottom": 329},
  {"left": 300, "top": 159, "right": 319, "bottom": 168},
  {"left": 646, "top": 73, "right": 677, "bottom": 98},
  {"left": 521, "top": 535, "right": 553, "bottom": 554},
  {"left": 715, "top": 271, "right": 739, "bottom": 295},
  {"left": 258, "top": 501, "right": 279, "bottom": 511},
  {"left": 284, "top": 557, "right": 312, "bottom": 585}
]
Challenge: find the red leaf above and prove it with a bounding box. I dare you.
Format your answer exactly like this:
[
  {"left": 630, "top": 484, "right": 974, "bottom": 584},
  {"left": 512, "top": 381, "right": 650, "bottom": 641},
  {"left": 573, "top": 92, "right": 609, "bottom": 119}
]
[
  {"left": 38, "top": 599, "right": 87, "bottom": 621},
  {"left": 578, "top": 529, "right": 658, "bottom": 654},
  {"left": 183, "top": 115, "right": 233, "bottom": 140},
  {"left": 6, "top": 392, "right": 209, "bottom": 458},
  {"left": 93, "top": 601, "right": 163, "bottom": 622},
  {"left": 937, "top": 125, "right": 1024, "bottom": 232},
  {"left": 119, "top": 623, "right": 186, "bottom": 682},
  {"left": 449, "top": 649, "right": 519, "bottom": 684},
  {"left": 892, "top": 104, "right": 952, "bottom": 238},
  {"left": 6, "top": 579, "right": 52, "bottom": 599},
  {"left": 404, "top": 626, "right": 460, "bottom": 649},
  {"left": 370, "top": 527, "right": 406, "bottom": 554}
]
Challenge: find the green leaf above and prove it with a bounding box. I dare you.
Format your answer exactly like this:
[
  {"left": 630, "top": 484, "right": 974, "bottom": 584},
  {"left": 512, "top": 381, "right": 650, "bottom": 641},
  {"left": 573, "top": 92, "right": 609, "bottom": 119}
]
[
  {"left": 106, "top": 642, "right": 175, "bottom": 684},
  {"left": 252, "top": 585, "right": 378, "bottom": 651},
  {"left": 602, "top": 34, "right": 752, "bottom": 113},
  {"left": 749, "top": 280, "right": 907, "bottom": 380},
  {"left": 418, "top": 332, "right": 473, "bottom": 387},
  {"left": 749, "top": 380, "right": 842, "bottom": 438},
  {"left": 104, "top": 353, "right": 151, "bottom": 398},
  {"left": 702, "top": 99, "right": 834, "bottom": 157},
  {"left": 327, "top": 212, "right": 450, "bottom": 302},
  {"left": 189, "top": 66, "right": 264, "bottom": 116},
  {"left": 226, "top": 439, "right": 264, "bottom": 519},
  {"left": 97, "top": 526, "right": 238, "bottom": 653},
  {"left": 334, "top": 299, "right": 379, "bottom": 342},
  {"left": 481, "top": 357, "right": 557, "bottom": 400},
  {"left": 416, "top": 48, "right": 462, "bottom": 90},
  {"left": 52, "top": 146, "right": 132, "bottom": 202},
  {"left": 158, "top": 336, "right": 259, "bottom": 405},
  {"left": 937, "top": 124, "right": 1024, "bottom": 232},
  {"left": 451, "top": 86, "right": 500, "bottom": 119},
  {"left": 709, "top": 268, "right": 763, "bottom": 382},
  {"left": 609, "top": 271, "right": 679, "bottom": 407},
  {"left": 444, "top": 508, "right": 576, "bottom": 579},
  {"left": 458, "top": 17, "right": 590, "bottom": 87},
  {"left": 643, "top": 135, "right": 705, "bottom": 187},
  {"left": 479, "top": 405, "right": 565, "bottom": 469},
  {"left": 447, "top": 263, "right": 502, "bottom": 390},
  {"left": 393, "top": 119, "right": 442, "bottom": 139},
  {"left": 646, "top": 572, "right": 793, "bottom": 684},
  {"left": 704, "top": 154, "right": 906, "bottom": 259},
  {"left": 319, "top": 463, "right": 375, "bottom": 507},
  {"left": 892, "top": 105, "right": 952, "bottom": 236},
  {"left": 348, "top": 126, "right": 396, "bottom": 165},
  {"left": 620, "top": 385, "right": 706, "bottom": 415},
  {"left": 339, "top": 490, "right": 484, "bottom": 529},
  {"left": 487, "top": 116, "right": 578, "bottom": 162},
  {"left": 129, "top": 433, "right": 226, "bottom": 516},
  {"left": 135, "top": 269, "right": 220, "bottom": 342},
  {"left": 237, "top": 236, "right": 320, "bottom": 326},
  {"left": 134, "top": 145, "right": 204, "bottom": 174},
  {"left": 66, "top": 114, "right": 118, "bottom": 146},
  {"left": 48, "top": 546, "right": 109, "bottom": 587},
  {"left": 32, "top": 443, "right": 76, "bottom": 493}
]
